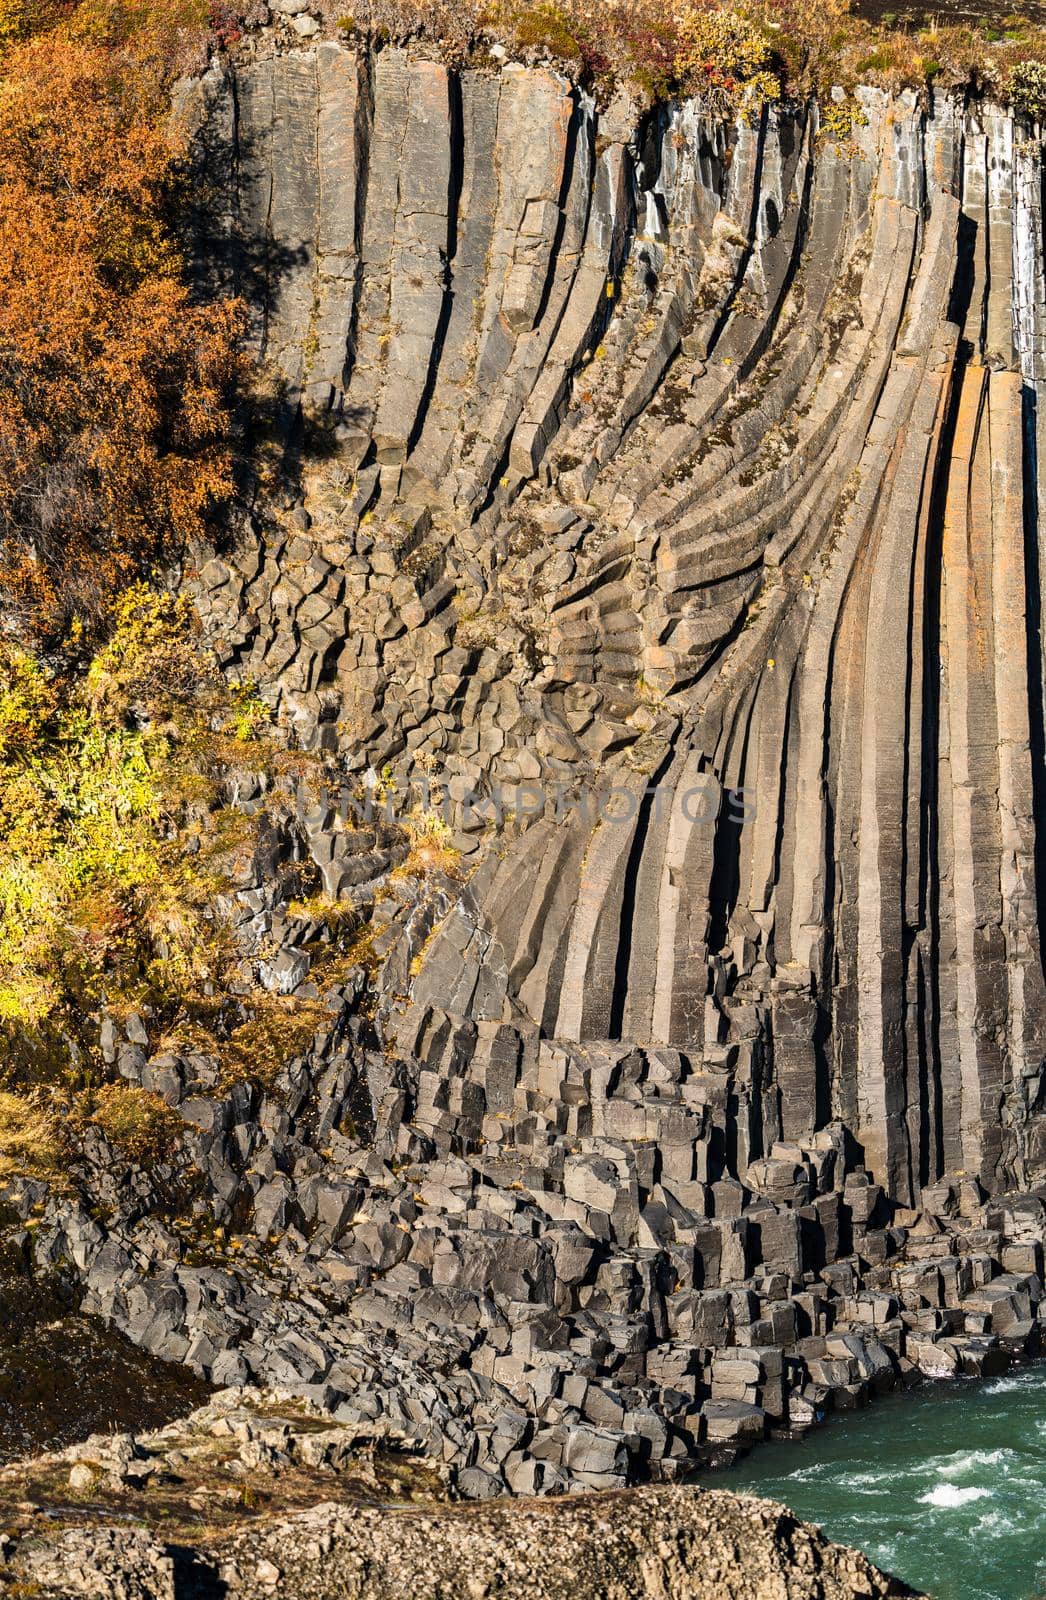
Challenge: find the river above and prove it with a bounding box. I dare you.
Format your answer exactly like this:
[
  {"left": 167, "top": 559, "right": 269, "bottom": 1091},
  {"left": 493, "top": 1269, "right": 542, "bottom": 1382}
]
[{"left": 717, "top": 1363, "right": 1046, "bottom": 1600}]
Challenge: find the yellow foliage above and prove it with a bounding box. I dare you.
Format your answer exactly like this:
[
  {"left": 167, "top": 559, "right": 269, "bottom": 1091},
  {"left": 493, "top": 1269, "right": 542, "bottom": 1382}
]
[
  {"left": 84, "top": 583, "right": 204, "bottom": 723},
  {"left": 0, "top": 1090, "right": 64, "bottom": 1176},
  {"left": 78, "top": 1082, "right": 182, "bottom": 1162},
  {"left": 0, "top": 0, "right": 50, "bottom": 45},
  {"left": 227, "top": 679, "right": 274, "bottom": 742},
  {"left": 818, "top": 95, "right": 868, "bottom": 144},
  {"left": 675, "top": 5, "right": 779, "bottom": 112},
  {"left": 396, "top": 808, "right": 463, "bottom": 879},
  {"left": 0, "top": 643, "right": 55, "bottom": 760},
  {"left": 0, "top": 586, "right": 267, "bottom": 1042},
  {"left": 1008, "top": 55, "right": 1046, "bottom": 117}
]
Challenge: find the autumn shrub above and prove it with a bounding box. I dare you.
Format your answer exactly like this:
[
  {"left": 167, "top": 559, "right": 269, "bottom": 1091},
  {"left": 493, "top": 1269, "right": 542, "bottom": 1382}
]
[
  {"left": 0, "top": 0, "right": 59, "bottom": 44},
  {"left": 0, "top": 1090, "right": 65, "bottom": 1177},
  {"left": 59, "top": 0, "right": 211, "bottom": 76},
  {"left": 77, "top": 1083, "right": 183, "bottom": 1162},
  {"left": 0, "top": 35, "right": 245, "bottom": 642},
  {"left": 675, "top": 6, "right": 779, "bottom": 113},
  {"left": 0, "top": 646, "right": 56, "bottom": 762},
  {"left": 761, "top": 0, "right": 855, "bottom": 96},
  {"left": 817, "top": 94, "right": 866, "bottom": 143},
  {"left": 0, "top": 1078, "right": 181, "bottom": 1182},
  {"left": 83, "top": 585, "right": 216, "bottom": 725},
  {"left": 206, "top": 0, "right": 243, "bottom": 46},
  {"left": 0, "top": 588, "right": 275, "bottom": 1057},
  {"left": 499, "top": 2, "right": 586, "bottom": 70}
]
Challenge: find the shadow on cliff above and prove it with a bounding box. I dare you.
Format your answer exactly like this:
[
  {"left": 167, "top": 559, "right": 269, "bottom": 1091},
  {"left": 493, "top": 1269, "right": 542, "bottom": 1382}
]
[
  {"left": 1020, "top": 381, "right": 1046, "bottom": 994},
  {"left": 175, "top": 110, "right": 350, "bottom": 526}
]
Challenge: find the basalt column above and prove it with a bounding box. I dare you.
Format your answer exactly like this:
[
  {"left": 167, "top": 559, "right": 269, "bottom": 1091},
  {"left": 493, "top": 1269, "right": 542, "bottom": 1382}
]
[{"left": 181, "top": 53, "right": 1046, "bottom": 1203}]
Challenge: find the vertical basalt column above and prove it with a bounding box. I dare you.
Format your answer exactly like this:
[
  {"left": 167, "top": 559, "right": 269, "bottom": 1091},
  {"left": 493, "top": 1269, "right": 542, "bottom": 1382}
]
[
  {"left": 855, "top": 368, "right": 945, "bottom": 1205},
  {"left": 371, "top": 61, "right": 453, "bottom": 464},
  {"left": 989, "top": 371, "right": 1046, "bottom": 1180},
  {"left": 266, "top": 51, "right": 321, "bottom": 386},
  {"left": 1011, "top": 126, "right": 1046, "bottom": 1179},
  {"left": 904, "top": 339, "right": 955, "bottom": 1195},
  {"left": 311, "top": 43, "right": 362, "bottom": 411},
  {"left": 234, "top": 56, "right": 276, "bottom": 357},
  {"left": 940, "top": 366, "right": 1009, "bottom": 1186},
  {"left": 984, "top": 109, "right": 1016, "bottom": 372},
  {"left": 342, "top": 50, "right": 412, "bottom": 449}
]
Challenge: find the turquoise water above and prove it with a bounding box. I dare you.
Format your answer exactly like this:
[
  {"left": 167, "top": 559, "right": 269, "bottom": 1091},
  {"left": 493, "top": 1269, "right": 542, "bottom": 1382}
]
[{"left": 717, "top": 1364, "right": 1046, "bottom": 1600}]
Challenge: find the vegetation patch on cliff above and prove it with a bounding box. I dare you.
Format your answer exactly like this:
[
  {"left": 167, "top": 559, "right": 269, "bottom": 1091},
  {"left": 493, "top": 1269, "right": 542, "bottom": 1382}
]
[
  {"left": 332, "top": 0, "right": 1046, "bottom": 115},
  {"left": 0, "top": 589, "right": 251, "bottom": 1042},
  {"left": 0, "top": 578, "right": 356, "bottom": 1189}
]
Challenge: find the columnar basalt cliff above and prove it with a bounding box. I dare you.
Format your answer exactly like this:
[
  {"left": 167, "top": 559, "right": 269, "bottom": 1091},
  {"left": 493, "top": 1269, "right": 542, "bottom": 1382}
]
[
  {"left": 8, "top": 40, "right": 1046, "bottom": 1509},
  {"left": 181, "top": 44, "right": 1046, "bottom": 1200}
]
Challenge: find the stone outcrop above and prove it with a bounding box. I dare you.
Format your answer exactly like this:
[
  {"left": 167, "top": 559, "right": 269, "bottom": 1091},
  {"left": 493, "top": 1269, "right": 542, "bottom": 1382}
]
[
  {"left": 194, "top": 1487, "right": 922, "bottom": 1599},
  {"left": 6, "top": 41, "right": 1046, "bottom": 1507},
  {"left": 0, "top": 1391, "right": 921, "bottom": 1598}
]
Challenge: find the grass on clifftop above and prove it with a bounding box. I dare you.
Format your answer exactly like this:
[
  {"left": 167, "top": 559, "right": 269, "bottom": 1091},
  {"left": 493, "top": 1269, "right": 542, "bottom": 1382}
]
[
  {"left": 336, "top": 0, "right": 1046, "bottom": 117},
  {"left": 4, "top": 0, "right": 1046, "bottom": 139}
]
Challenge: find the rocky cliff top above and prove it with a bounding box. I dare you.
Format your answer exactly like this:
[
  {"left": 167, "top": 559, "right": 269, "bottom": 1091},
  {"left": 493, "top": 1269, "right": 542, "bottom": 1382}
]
[
  {"left": 197, "top": 0, "right": 1046, "bottom": 124},
  {"left": 0, "top": 1392, "right": 920, "bottom": 1599}
]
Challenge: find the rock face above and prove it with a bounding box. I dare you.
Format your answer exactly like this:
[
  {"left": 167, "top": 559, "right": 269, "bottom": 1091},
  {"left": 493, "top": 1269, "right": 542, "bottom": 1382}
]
[
  {"left": 7, "top": 45, "right": 1046, "bottom": 1507},
  {"left": 205, "top": 1487, "right": 921, "bottom": 1599},
  {"left": 179, "top": 46, "right": 1046, "bottom": 1203}
]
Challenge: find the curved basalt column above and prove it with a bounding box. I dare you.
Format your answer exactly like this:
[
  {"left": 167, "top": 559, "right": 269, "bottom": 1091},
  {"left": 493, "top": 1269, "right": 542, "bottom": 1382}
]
[{"left": 180, "top": 48, "right": 1046, "bottom": 1204}]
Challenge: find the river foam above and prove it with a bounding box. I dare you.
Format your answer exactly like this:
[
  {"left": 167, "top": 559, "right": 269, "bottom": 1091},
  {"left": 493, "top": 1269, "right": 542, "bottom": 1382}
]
[{"left": 919, "top": 1483, "right": 991, "bottom": 1508}]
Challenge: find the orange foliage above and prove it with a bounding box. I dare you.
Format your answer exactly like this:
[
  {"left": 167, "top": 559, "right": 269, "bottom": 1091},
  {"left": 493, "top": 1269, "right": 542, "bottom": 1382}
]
[{"left": 0, "top": 35, "right": 244, "bottom": 638}]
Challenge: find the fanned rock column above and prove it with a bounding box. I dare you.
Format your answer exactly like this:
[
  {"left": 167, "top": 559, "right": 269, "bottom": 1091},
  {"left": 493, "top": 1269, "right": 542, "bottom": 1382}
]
[{"left": 178, "top": 44, "right": 1046, "bottom": 1204}]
